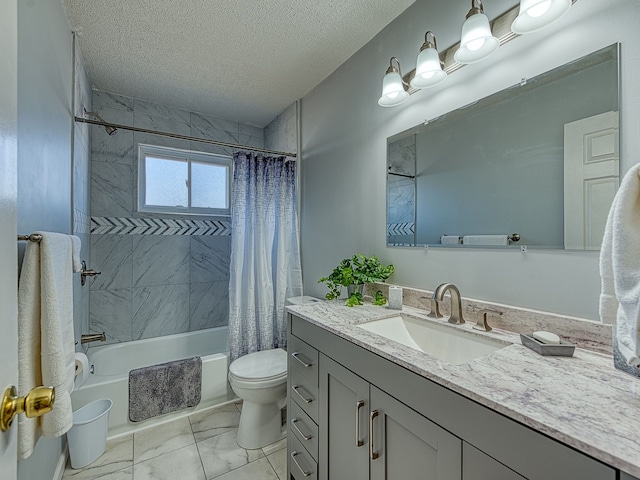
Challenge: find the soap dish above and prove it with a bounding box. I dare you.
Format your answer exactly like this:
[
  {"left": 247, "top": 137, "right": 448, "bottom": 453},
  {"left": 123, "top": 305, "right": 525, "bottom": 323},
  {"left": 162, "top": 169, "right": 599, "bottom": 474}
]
[{"left": 520, "top": 334, "right": 575, "bottom": 357}]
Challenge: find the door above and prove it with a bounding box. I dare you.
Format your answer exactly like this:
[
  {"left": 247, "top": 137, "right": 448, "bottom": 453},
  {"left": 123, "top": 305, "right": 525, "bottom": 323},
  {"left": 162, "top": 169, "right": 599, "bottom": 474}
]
[
  {"left": 318, "top": 354, "right": 369, "bottom": 480},
  {"left": 369, "top": 386, "right": 461, "bottom": 480},
  {"left": 0, "top": 0, "right": 19, "bottom": 477},
  {"left": 564, "top": 111, "right": 619, "bottom": 250},
  {"left": 463, "top": 443, "right": 526, "bottom": 480}
]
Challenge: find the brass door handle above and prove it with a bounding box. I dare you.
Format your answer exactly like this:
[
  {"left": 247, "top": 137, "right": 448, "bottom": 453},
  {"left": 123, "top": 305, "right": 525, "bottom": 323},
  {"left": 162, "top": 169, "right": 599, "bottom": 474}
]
[{"left": 1, "top": 385, "right": 55, "bottom": 432}]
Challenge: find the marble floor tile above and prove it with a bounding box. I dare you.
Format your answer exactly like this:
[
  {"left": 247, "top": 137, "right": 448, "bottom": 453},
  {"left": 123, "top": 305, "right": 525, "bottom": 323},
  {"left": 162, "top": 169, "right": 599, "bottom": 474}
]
[
  {"left": 133, "top": 444, "right": 205, "bottom": 480},
  {"left": 261, "top": 437, "right": 287, "bottom": 457},
  {"left": 133, "top": 416, "right": 195, "bottom": 463},
  {"left": 62, "top": 434, "right": 133, "bottom": 479},
  {"left": 267, "top": 448, "right": 287, "bottom": 480},
  {"left": 212, "top": 457, "right": 279, "bottom": 480},
  {"left": 189, "top": 403, "right": 240, "bottom": 442},
  {"left": 196, "top": 429, "right": 263, "bottom": 479}
]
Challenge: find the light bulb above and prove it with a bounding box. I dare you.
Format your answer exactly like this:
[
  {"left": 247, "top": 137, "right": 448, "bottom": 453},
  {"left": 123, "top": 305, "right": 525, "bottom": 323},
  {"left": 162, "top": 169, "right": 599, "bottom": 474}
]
[{"left": 466, "top": 38, "right": 486, "bottom": 51}]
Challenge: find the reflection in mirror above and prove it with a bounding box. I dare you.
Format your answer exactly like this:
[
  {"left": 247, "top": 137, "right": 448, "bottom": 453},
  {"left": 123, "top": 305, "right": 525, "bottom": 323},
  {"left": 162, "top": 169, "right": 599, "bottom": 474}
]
[{"left": 386, "top": 44, "right": 619, "bottom": 250}]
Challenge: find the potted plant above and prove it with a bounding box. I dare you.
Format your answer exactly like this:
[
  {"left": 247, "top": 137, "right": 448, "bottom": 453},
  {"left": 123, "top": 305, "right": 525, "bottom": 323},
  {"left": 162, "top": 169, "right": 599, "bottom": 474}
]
[{"left": 319, "top": 254, "right": 394, "bottom": 307}]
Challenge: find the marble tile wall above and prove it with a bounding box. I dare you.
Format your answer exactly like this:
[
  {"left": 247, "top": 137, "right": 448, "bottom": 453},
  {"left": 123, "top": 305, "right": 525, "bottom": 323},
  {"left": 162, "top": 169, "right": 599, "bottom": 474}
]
[
  {"left": 387, "top": 135, "right": 416, "bottom": 245},
  {"left": 73, "top": 43, "right": 92, "bottom": 349},
  {"left": 264, "top": 102, "right": 297, "bottom": 156},
  {"left": 89, "top": 90, "right": 261, "bottom": 344}
]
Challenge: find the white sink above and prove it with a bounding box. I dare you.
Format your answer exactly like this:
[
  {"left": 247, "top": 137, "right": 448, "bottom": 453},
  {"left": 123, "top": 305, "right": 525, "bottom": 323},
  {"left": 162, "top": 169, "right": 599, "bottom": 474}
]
[{"left": 358, "top": 315, "right": 507, "bottom": 365}]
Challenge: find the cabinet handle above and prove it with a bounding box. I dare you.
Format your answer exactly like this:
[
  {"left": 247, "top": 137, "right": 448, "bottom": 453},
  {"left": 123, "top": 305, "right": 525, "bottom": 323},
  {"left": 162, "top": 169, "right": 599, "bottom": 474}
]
[
  {"left": 291, "top": 351, "right": 313, "bottom": 368},
  {"left": 291, "top": 450, "right": 312, "bottom": 477},
  {"left": 355, "top": 400, "right": 365, "bottom": 447},
  {"left": 369, "top": 410, "right": 379, "bottom": 460},
  {"left": 291, "top": 417, "right": 313, "bottom": 441},
  {"left": 292, "top": 385, "right": 313, "bottom": 404}
]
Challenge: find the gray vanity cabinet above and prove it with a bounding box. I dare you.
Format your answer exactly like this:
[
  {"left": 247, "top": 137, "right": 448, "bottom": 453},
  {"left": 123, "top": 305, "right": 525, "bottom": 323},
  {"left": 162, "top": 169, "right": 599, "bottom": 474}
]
[
  {"left": 288, "top": 314, "right": 617, "bottom": 480},
  {"left": 318, "top": 354, "right": 461, "bottom": 480}
]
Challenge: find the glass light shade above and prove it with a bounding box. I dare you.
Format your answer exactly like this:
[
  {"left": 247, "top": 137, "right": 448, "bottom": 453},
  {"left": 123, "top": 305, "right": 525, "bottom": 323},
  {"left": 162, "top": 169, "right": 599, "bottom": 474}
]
[
  {"left": 454, "top": 12, "right": 499, "bottom": 64},
  {"left": 410, "top": 47, "right": 447, "bottom": 89},
  {"left": 511, "top": 0, "right": 571, "bottom": 34},
  {"left": 378, "top": 71, "right": 409, "bottom": 107}
]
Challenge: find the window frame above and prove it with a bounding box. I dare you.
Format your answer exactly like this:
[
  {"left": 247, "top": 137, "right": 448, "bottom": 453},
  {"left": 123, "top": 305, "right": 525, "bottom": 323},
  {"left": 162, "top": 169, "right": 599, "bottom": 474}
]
[{"left": 138, "top": 144, "right": 231, "bottom": 216}]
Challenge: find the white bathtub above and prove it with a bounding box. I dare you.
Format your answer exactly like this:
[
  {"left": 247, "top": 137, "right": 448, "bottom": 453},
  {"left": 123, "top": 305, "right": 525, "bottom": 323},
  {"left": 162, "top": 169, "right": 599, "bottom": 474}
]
[{"left": 71, "top": 326, "right": 236, "bottom": 437}]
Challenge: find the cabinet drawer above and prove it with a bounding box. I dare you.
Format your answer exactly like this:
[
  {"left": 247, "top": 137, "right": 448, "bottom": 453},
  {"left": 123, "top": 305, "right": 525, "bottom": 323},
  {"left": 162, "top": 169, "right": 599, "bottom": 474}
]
[
  {"left": 290, "top": 431, "right": 318, "bottom": 480},
  {"left": 289, "top": 396, "right": 319, "bottom": 461},
  {"left": 289, "top": 335, "right": 319, "bottom": 387},
  {"left": 290, "top": 367, "right": 319, "bottom": 423}
]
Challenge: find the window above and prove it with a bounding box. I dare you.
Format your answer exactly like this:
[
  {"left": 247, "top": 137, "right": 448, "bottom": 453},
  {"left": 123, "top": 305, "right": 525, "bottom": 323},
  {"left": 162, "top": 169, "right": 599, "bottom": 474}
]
[{"left": 138, "top": 144, "right": 231, "bottom": 216}]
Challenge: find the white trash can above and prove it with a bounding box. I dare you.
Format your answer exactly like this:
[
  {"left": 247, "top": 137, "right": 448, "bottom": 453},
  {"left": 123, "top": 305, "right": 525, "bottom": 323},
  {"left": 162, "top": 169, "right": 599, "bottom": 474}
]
[{"left": 67, "top": 398, "right": 113, "bottom": 469}]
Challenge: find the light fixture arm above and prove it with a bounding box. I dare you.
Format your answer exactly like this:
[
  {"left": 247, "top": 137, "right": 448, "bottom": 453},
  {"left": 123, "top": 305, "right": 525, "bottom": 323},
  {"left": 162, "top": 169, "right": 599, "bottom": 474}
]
[
  {"left": 420, "top": 31, "right": 438, "bottom": 52},
  {"left": 467, "top": 0, "right": 486, "bottom": 18}
]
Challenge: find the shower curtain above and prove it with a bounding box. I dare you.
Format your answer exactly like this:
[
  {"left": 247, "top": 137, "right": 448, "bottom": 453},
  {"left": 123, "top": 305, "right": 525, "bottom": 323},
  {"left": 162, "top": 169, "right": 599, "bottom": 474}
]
[{"left": 229, "top": 152, "right": 303, "bottom": 361}]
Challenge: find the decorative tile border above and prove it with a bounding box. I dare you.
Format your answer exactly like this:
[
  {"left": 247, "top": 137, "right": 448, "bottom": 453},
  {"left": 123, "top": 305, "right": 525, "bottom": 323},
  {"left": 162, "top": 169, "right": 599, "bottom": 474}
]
[
  {"left": 387, "top": 222, "right": 415, "bottom": 236},
  {"left": 91, "top": 216, "right": 231, "bottom": 236}
]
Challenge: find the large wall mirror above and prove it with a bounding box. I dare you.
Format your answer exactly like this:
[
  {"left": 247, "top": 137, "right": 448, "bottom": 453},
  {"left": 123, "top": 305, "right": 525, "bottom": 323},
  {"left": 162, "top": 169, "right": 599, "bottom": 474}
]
[{"left": 387, "top": 44, "right": 619, "bottom": 250}]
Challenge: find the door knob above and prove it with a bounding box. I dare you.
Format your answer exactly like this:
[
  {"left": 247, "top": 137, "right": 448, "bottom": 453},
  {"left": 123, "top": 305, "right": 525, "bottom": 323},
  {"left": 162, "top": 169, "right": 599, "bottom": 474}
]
[{"left": 1, "top": 385, "right": 55, "bottom": 432}]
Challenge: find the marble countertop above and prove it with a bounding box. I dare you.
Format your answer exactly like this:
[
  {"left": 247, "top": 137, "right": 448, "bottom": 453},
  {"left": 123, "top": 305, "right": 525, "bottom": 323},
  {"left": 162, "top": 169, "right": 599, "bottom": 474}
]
[{"left": 286, "top": 301, "right": 640, "bottom": 477}]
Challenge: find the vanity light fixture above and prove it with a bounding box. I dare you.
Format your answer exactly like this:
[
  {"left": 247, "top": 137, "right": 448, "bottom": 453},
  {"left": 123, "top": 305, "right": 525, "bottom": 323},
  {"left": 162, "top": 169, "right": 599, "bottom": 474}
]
[
  {"left": 378, "top": 57, "right": 410, "bottom": 107},
  {"left": 454, "top": 0, "right": 499, "bottom": 64},
  {"left": 410, "top": 31, "right": 447, "bottom": 89},
  {"left": 511, "top": 0, "right": 571, "bottom": 34}
]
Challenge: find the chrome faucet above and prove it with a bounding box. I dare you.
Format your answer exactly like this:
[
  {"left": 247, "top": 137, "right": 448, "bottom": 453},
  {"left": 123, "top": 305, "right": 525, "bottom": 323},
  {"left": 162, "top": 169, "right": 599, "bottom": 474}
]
[
  {"left": 80, "top": 332, "right": 106, "bottom": 344},
  {"left": 432, "top": 283, "right": 465, "bottom": 325}
]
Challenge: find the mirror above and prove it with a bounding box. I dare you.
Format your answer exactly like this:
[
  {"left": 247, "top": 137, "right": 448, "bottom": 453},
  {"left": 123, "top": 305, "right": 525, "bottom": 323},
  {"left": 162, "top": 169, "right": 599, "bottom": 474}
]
[{"left": 387, "top": 44, "right": 619, "bottom": 250}]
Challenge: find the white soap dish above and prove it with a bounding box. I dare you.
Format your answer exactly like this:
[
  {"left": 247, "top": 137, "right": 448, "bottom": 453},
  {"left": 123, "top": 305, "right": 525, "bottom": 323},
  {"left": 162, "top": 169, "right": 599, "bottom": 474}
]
[{"left": 520, "top": 334, "right": 575, "bottom": 357}]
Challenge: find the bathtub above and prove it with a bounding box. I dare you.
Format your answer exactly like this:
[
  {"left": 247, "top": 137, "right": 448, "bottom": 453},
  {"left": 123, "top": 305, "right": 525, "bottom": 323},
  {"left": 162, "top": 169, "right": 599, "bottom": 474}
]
[{"left": 71, "top": 326, "right": 236, "bottom": 437}]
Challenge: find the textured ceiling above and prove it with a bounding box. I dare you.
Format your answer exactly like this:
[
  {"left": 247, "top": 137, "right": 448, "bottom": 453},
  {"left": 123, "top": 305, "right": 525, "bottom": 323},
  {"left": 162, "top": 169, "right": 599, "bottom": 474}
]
[{"left": 63, "top": 0, "right": 415, "bottom": 127}]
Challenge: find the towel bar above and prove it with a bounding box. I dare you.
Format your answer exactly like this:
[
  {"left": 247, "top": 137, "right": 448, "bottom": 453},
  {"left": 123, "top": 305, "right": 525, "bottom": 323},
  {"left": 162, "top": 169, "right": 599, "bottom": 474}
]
[{"left": 17, "top": 234, "right": 43, "bottom": 243}]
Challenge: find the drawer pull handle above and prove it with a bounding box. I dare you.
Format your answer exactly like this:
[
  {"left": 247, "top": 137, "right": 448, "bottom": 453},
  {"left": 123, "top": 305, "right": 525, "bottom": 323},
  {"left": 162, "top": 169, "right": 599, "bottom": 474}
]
[
  {"left": 369, "top": 410, "right": 379, "bottom": 460},
  {"left": 291, "top": 351, "right": 313, "bottom": 368},
  {"left": 355, "top": 400, "right": 365, "bottom": 447},
  {"left": 291, "top": 450, "right": 312, "bottom": 477},
  {"left": 292, "top": 385, "right": 313, "bottom": 404},
  {"left": 292, "top": 417, "right": 313, "bottom": 441}
]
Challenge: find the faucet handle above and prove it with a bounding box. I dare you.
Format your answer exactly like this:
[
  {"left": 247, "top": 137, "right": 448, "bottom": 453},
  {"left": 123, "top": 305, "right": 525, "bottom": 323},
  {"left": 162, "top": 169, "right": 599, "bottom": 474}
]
[
  {"left": 474, "top": 309, "right": 502, "bottom": 332},
  {"left": 426, "top": 298, "right": 443, "bottom": 319}
]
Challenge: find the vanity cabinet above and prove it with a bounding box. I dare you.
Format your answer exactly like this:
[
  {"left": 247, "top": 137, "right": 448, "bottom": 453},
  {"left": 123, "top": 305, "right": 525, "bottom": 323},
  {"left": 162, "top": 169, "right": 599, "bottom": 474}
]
[{"left": 288, "top": 313, "right": 617, "bottom": 480}]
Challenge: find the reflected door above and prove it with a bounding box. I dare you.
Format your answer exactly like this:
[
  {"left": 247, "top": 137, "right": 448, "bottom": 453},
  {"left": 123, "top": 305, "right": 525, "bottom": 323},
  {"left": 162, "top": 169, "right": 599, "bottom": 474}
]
[{"left": 564, "top": 111, "right": 619, "bottom": 250}]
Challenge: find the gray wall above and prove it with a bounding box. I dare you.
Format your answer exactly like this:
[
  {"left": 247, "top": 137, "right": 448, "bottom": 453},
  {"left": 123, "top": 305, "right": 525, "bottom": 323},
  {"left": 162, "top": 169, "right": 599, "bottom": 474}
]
[
  {"left": 16, "top": 0, "right": 78, "bottom": 478},
  {"left": 300, "top": 0, "right": 640, "bottom": 320},
  {"left": 88, "top": 91, "right": 263, "bottom": 344}
]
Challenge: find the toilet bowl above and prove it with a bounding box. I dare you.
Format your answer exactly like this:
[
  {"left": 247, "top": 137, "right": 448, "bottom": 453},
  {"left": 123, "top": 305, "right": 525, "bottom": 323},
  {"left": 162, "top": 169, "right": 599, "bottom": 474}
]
[{"left": 228, "top": 348, "right": 288, "bottom": 449}]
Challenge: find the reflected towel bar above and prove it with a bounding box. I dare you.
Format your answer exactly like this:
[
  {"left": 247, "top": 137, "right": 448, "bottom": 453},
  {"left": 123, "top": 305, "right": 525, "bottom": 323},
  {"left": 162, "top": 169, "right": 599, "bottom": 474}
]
[{"left": 17, "top": 234, "right": 43, "bottom": 243}]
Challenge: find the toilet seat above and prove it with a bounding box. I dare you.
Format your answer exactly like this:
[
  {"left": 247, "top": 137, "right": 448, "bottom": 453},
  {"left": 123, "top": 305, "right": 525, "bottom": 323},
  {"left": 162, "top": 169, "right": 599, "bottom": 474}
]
[{"left": 229, "top": 348, "right": 287, "bottom": 388}]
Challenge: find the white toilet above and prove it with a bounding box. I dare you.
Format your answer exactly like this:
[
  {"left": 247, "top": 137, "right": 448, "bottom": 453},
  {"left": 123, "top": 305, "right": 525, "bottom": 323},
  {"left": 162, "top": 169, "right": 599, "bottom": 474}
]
[{"left": 228, "top": 348, "right": 288, "bottom": 449}]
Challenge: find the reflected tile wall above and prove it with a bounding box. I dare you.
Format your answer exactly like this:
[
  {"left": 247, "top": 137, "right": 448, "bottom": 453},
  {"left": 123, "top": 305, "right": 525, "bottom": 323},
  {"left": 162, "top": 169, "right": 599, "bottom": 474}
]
[
  {"left": 90, "top": 90, "right": 265, "bottom": 344},
  {"left": 264, "top": 102, "right": 297, "bottom": 155}
]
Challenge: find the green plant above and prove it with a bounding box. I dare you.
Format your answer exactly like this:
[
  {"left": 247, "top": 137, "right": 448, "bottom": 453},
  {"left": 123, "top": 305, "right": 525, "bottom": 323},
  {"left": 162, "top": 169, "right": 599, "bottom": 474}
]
[{"left": 319, "top": 254, "right": 394, "bottom": 306}]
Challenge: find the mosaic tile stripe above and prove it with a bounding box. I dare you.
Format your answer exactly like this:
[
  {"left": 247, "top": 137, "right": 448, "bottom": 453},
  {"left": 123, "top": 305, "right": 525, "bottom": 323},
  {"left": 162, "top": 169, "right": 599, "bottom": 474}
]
[
  {"left": 92, "top": 216, "right": 231, "bottom": 236},
  {"left": 387, "top": 222, "right": 415, "bottom": 236}
]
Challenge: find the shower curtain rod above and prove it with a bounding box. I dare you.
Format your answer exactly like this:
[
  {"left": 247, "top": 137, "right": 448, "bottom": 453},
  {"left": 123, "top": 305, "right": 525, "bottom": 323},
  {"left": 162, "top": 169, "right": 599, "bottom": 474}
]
[{"left": 74, "top": 116, "right": 297, "bottom": 158}]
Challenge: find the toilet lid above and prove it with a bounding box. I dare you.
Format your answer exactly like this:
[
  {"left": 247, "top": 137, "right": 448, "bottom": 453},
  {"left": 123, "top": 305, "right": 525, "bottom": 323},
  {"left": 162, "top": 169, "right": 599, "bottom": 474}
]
[{"left": 229, "top": 348, "right": 287, "bottom": 381}]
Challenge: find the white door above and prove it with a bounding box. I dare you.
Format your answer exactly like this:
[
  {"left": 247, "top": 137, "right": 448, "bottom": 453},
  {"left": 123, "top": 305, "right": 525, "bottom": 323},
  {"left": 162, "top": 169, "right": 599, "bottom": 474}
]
[
  {"left": 0, "top": 0, "right": 19, "bottom": 477},
  {"left": 564, "top": 111, "right": 619, "bottom": 250}
]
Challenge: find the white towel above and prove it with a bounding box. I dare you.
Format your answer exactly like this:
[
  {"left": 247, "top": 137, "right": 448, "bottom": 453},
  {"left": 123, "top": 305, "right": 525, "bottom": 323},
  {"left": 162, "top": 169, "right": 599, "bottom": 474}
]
[
  {"left": 599, "top": 163, "right": 640, "bottom": 367},
  {"left": 440, "top": 235, "right": 462, "bottom": 245},
  {"left": 18, "top": 232, "right": 78, "bottom": 459},
  {"left": 462, "top": 235, "right": 509, "bottom": 246}
]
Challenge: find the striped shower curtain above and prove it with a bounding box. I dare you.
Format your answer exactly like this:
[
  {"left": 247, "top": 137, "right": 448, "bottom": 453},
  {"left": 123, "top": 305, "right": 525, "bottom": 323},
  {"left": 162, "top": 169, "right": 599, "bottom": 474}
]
[{"left": 228, "top": 152, "right": 303, "bottom": 361}]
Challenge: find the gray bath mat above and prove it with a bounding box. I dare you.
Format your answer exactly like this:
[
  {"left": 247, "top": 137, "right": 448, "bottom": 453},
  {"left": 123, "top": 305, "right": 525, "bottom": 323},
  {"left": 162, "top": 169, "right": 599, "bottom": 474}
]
[{"left": 129, "top": 356, "right": 202, "bottom": 422}]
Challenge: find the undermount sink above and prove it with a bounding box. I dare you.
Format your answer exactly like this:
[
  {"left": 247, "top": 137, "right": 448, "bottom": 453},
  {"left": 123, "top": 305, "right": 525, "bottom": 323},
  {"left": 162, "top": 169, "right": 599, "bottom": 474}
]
[{"left": 358, "top": 315, "right": 507, "bottom": 365}]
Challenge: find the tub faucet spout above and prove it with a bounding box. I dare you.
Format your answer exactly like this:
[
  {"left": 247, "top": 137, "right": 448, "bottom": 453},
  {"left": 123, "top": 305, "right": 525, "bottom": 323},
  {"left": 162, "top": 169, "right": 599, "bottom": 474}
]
[
  {"left": 432, "top": 283, "right": 465, "bottom": 325},
  {"left": 81, "top": 332, "right": 106, "bottom": 344}
]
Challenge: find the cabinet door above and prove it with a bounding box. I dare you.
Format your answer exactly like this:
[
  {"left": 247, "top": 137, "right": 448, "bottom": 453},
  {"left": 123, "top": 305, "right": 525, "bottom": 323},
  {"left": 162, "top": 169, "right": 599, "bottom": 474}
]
[
  {"left": 370, "top": 386, "right": 462, "bottom": 480},
  {"left": 319, "top": 354, "right": 369, "bottom": 480},
  {"left": 463, "top": 443, "right": 526, "bottom": 480}
]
